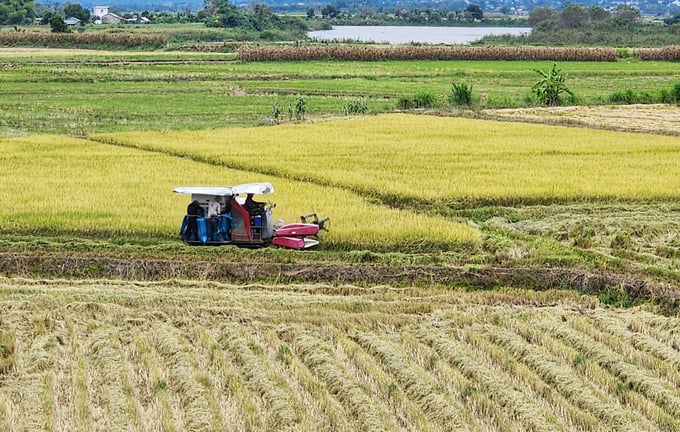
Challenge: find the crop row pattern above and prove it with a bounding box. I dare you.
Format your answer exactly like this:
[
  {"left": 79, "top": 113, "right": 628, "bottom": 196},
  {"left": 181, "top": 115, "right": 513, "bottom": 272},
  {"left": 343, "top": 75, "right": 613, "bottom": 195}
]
[{"left": 238, "top": 45, "right": 619, "bottom": 62}]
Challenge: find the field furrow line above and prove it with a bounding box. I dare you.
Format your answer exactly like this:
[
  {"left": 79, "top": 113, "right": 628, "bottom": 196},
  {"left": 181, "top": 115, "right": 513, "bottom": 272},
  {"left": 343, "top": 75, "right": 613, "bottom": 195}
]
[
  {"left": 352, "top": 331, "right": 464, "bottom": 432},
  {"left": 49, "top": 313, "right": 80, "bottom": 432},
  {"left": 586, "top": 313, "right": 680, "bottom": 386},
  {"left": 128, "top": 328, "right": 176, "bottom": 432},
  {"left": 87, "top": 330, "right": 144, "bottom": 432},
  {"left": 219, "top": 325, "right": 300, "bottom": 431},
  {"left": 293, "top": 329, "right": 397, "bottom": 432},
  {"left": 261, "top": 327, "right": 352, "bottom": 431},
  {"left": 525, "top": 316, "right": 670, "bottom": 432},
  {"left": 541, "top": 319, "right": 680, "bottom": 431},
  {"left": 180, "top": 324, "right": 232, "bottom": 432},
  {"left": 632, "top": 311, "right": 680, "bottom": 339},
  {"left": 330, "top": 328, "right": 435, "bottom": 432},
  {"left": 196, "top": 327, "right": 261, "bottom": 431},
  {"left": 480, "top": 324, "right": 637, "bottom": 429},
  {"left": 71, "top": 327, "right": 94, "bottom": 432},
  {"left": 276, "top": 327, "right": 356, "bottom": 432},
  {"left": 3, "top": 329, "right": 67, "bottom": 432},
  {"left": 153, "top": 324, "right": 215, "bottom": 432},
  {"left": 492, "top": 310, "right": 660, "bottom": 431},
  {"left": 453, "top": 322, "right": 598, "bottom": 432},
  {"left": 418, "top": 327, "right": 561, "bottom": 432},
  {"left": 399, "top": 330, "right": 513, "bottom": 431}
]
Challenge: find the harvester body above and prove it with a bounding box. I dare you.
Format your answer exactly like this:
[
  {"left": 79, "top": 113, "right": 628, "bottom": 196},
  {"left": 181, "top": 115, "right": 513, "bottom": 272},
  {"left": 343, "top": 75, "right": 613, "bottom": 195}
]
[{"left": 173, "top": 182, "right": 326, "bottom": 250}]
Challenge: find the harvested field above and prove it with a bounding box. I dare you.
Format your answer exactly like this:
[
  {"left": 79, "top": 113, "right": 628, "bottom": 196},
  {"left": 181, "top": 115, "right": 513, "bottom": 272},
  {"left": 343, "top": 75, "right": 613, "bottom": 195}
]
[
  {"left": 483, "top": 104, "right": 680, "bottom": 136},
  {"left": 1, "top": 277, "right": 679, "bottom": 431}
]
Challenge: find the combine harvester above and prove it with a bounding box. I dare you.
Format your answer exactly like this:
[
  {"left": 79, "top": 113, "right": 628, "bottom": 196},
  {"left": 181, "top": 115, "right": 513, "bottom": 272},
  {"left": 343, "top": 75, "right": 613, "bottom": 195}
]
[{"left": 173, "top": 182, "right": 329, "bottom": 250}]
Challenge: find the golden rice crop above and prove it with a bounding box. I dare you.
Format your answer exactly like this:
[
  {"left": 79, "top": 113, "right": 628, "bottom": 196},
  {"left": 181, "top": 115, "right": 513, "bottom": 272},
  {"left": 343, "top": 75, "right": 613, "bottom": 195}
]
[
  {"left": 2, "top": 278, "right": 680, "bottom": 431},
  {"left": 93, "top": 113, "right": 680, "bottom": 207},
  {"left": 0, "top": 134, "right": 478, "bottom": 251},
  {"left": 237, "top": 45, "right": 618, "bottom": 62}
]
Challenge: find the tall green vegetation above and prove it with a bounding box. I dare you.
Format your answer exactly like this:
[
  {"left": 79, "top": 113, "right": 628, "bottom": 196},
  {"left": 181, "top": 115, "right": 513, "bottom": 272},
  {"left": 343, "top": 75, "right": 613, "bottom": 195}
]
[
  {"left": 201, "top": 0, "right": 309, "bottom": 40},
  {"left": 481, "top": 4, "right": 680, "bottom": 47},
  {"left": 0, "top": 0, "right": 34, "bottom": 25},
  {"left": 532, "top": 63, "right": 573, "bottom": 107},
  {"left": 449, "top": 82, "right": 474, "bottom": 107}
]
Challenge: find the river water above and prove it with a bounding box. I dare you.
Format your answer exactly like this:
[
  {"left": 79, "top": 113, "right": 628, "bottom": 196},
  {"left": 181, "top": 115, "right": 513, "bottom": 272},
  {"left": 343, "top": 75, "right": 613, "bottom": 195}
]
[{"left": 307, "top": 26, "right": 532, "bottom": 45}]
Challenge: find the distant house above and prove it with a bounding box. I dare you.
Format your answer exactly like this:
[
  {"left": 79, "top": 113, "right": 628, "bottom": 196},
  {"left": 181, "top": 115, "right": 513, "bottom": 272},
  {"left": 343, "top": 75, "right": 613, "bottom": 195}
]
[
  {"left": 93, "top": 5, "right": 123, "bottom": 24},
  {"left": 64, "top": 17, "right": 81, "bottom": 26},
  {"left": 93, "top": 5, "right": 109, "bottom": 18},
  {"left": 101, "top": 13, "right": 123, "bottom": 24}
]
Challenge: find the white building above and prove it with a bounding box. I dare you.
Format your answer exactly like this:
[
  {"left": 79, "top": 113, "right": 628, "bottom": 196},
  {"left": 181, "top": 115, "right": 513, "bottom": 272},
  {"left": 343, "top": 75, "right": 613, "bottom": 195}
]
[{"left": 93, "top": 5, "right": 109, "bottom": 18}]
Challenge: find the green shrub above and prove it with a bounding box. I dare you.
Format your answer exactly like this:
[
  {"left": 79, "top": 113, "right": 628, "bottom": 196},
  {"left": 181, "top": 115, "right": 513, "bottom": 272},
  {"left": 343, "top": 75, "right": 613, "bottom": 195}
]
[
  {"left": 272, "top": 102, "right": 282, "bottom": 124},
  {"left": 397, "top": 91, "right": 438, "bottom": 110},
  {"left": 413, "top": 91, "right": 438, "bottom": 108},
  {"left": 663, "top": 82, "right": 680, "bottom": 104},
  {"left": 344, "top": 99, "right": 368, "bottom": 115},
  {"left": 449, "top": 82, "right": 473, "bottom": 107},
  {"left": 608, "top": 89, "right": 656, "bottom": 104}
]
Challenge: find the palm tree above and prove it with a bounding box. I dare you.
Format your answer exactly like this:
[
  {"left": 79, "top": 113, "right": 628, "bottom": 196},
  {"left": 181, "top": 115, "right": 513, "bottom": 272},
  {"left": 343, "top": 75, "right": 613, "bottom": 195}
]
[{"left": 532, "top": 63, "right": 573, "bottom": 106}]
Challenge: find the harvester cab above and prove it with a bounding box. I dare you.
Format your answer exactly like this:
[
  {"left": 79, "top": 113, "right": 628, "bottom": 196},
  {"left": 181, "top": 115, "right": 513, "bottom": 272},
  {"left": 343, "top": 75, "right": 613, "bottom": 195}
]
[{"left": 173, "top": 182, "right": 328, "bottom": 250}]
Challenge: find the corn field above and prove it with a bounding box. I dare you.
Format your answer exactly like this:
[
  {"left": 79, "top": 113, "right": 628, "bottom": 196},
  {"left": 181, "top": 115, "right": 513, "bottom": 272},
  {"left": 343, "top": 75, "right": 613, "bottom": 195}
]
[
  {"left": 237, "top": 45, "right": 619, "bottom": 62},
  {"left": 635, "top": 46, "right": 680, "bottom": 61},
  {"left": 0, "top": 277, "right": 678, "bottom": 431},
  {"left": 0, "top": 32, "right": 167, "bottom": 49}
]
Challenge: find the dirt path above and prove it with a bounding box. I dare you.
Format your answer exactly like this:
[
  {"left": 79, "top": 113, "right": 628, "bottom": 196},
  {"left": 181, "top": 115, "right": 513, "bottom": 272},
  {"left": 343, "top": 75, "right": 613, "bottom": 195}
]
[
  {"left": 2, "top": 253, "right": 677, "bottom": 310},
  {"left": 483, "top": 104, "right": 680, "bottom": 136}
]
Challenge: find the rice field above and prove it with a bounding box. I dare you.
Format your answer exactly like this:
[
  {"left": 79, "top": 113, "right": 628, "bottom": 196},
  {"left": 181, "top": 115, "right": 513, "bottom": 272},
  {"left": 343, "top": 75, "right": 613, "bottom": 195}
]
[
  {"left": 0, "top": 277, "right": 679, "bottom": 431},
  {"left": 0, "top": 134, "right": 478, "bottom": 252},
  {"left": 92, "top": 114, "right": 680, "bottom": 207}
]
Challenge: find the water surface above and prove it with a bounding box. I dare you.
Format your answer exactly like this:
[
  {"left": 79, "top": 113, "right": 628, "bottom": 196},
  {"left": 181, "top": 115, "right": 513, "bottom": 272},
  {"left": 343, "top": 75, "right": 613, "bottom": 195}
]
[{"left": 307, "top": 25, "right": 532, "bottom": 45}]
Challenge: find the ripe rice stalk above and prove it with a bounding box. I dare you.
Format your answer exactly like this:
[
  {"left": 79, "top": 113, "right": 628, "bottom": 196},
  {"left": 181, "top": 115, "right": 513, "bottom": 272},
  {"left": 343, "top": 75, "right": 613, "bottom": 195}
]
[
  {"left": 153, "top": 324, "right": 215, "bottom": 432},
  {"left": 7, "top": 370, "right": 52, "bottom": 432},
  {"left": 621, "top": 311, "right": 680, "bottom": 356},
  {"left": 544, "top": 323, "right": 680, "bottom": 432},
  {"left": 260, "top": 328, "right": 345, "bottom": 431},
  {"left": 417, "top": 327, "right": 562, "bottom": 432},
  {"left": 71, "top": 336, "right": 94, "bottom": 432},
  {"left": 526, "top": 316, "right": 670, "bottom": 432},
  {"left": 293, "top": 331, "right": 395, "bottom": 432},
  {"left": 0, "top": 393, "right": 10, "bottom": 432},
  {"left": 586, "top": 314, "right": 680, "bottom": 387},
  {"left": 2, "top": 134, "right": 479, "bottom": 252},
  {"left": 274, "top": 326, "right": 355, "bottom": 432},
  {"left": 352, "top": 331, "right": 465, "bottom": 431},
  {"left": 330, "top": 328, "right": 435, "bottom": 432},
  {"left": 128, "top": 329, "right": 173, "bottom": 432},
  {"left": 88, "top": 330, "right": 144, "bottom": 431},
  {"left": 218, "top": 326, "right": 299, "bottom": 431},
  {"left": 399, "top": 330, "right": 514, "bottom": 431},
  {"left": 481, "top": 324, "right": 634, "bottom": 428},
  {"left": 195, "top": 328, "right": 260, "bottom": 431},
  {"left": 558, "top": 316, "right": 680, "bottom": 420},
  {"left": 93, "top": 114, "right": 680, "bottom": 208},
  {"left": 456, "top": 321, "right": 602, "bottom": 432}
]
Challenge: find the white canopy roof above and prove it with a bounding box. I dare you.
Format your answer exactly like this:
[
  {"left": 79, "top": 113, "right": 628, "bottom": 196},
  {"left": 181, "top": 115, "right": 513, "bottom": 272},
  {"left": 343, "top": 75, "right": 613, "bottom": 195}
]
[
  {"left": 173, "top": 182, "right": 274, "bottom": 197},
  {"left": 231, "top": 182, "right": 274, "bottom": 195}
]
